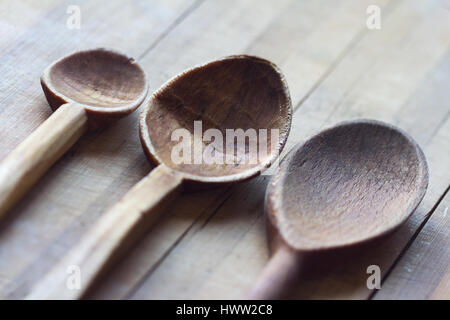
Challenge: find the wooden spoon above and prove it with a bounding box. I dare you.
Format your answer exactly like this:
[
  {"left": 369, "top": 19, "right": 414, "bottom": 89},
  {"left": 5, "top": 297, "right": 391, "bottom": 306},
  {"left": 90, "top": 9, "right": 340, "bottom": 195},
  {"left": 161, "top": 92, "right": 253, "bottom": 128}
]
[
  {"left": 248, "top": 120, "right": 429, "bottom": 299},
  {"left": 0, "top": 48, "right": 148, "bottom": 219},
  {"left": 27, "top": 55, "right": 292, "bottom": 299}
]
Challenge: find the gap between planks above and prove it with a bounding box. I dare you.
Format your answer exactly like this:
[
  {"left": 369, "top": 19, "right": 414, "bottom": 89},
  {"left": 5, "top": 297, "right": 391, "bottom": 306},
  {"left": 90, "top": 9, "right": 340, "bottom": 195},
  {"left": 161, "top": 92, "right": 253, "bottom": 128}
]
[{"left": 370, "top": 184, "right": 450, "bottom": 299}]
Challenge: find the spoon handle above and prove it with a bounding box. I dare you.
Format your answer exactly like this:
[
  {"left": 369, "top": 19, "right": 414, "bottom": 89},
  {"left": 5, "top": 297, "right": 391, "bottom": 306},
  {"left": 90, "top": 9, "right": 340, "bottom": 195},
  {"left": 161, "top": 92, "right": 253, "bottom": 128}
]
[
  {"left": 0, "top": 103, "right": 87, "bottom": 219},
  {"left": 247, "top": 245, "right": 303, "bottom": 299},
  {"left": 26, "top": 164, "right": 183, "bottom": 299}
]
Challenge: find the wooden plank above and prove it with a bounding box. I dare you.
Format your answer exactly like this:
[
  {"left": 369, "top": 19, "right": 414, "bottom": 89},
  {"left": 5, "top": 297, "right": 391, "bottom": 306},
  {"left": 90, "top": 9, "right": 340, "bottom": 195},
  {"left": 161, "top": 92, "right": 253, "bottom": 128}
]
[
  {"left": 373, "top": 192, "right": 449, "bottom": 299},
  {"left": 121, "top": 0, "right": 450, "bottom": 299},
  {"left": 0, "top": 0, "right": 202, "bottom": 298},
  {"left": 430, "top": 267, "right": 450, "bottom": 299},
  {"left": 0, "top": 1, "right": 57, "bottom": 52}
]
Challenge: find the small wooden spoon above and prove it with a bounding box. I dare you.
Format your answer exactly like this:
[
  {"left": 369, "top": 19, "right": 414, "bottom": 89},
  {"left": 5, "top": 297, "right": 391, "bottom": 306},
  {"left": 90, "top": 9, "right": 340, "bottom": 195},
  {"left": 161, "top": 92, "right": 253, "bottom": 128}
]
[
  {"left": 0, "top": 48, "right": 148, "bottom": 219},
  {"left": 248, "top": 120, "right": 429, "bottom": 299},
  {"left": 27, "top": 55, "right": 292, "bottom": 299}
]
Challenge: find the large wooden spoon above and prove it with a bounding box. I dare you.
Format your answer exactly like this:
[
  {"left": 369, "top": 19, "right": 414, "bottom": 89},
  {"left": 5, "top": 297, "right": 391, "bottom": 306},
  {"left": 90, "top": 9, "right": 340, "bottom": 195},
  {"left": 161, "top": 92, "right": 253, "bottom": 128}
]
[
  {"left": 248, "top": 120, "right": 429, "bottom": 299},
  {"left": 0, "top": 48, "right": 148, "bottom": 219},
  {"left": 27, "top": 55, "right": 292, "bottom": 299}
]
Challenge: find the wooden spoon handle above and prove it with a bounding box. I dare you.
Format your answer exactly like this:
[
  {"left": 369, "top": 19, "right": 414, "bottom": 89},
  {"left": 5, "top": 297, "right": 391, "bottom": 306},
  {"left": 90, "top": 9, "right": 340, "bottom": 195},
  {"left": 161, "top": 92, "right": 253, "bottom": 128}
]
[
  {"left": 26, "top": 165, "right": 183, "bottom": 299},
  {"left": 0, "top": 103, "right": 88, "bottom": 220},
  {"left": 247, "top": 245, "right": 302, "bottom": 300}
]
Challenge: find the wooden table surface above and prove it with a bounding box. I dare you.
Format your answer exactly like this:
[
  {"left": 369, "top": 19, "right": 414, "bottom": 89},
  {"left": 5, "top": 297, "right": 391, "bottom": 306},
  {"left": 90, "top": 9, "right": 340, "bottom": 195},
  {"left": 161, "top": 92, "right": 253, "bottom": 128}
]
[{"left": 0, "top": 0, "right": 449, "bottom": 300}]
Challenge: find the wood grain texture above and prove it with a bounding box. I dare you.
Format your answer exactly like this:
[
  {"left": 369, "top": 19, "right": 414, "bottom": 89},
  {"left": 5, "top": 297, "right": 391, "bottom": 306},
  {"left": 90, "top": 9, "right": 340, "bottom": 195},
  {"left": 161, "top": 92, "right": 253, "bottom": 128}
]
[
  {"left": 26, "top": 165, "right": 183, "bottom": 299},
  {"left": 372, "top": 186, "right": 449, "bottom": 300},
  {"left": 0, "top": 103, "right": 87, "bottom": 219},
  {"left": 430, "top": 267, "right": 450, "bottom": 299},
  {"left": 0, "top": 0, "right": 448, "bottom": 300}
]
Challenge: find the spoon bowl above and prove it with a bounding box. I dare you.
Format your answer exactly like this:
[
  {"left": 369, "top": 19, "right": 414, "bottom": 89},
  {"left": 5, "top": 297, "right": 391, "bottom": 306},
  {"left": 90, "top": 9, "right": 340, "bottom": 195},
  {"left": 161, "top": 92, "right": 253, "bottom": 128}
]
[
  {"left": 269, "top": 120, "right": 428, "bottom": 251},
  {"left": 140, "top": 55, "right": 291, "bottom": 183},
  {"left": 249, "top": 120, "right": 429, "bottom": 299},
  {"left": 42, "top": 48, "right": 148, "bottom": 127}
]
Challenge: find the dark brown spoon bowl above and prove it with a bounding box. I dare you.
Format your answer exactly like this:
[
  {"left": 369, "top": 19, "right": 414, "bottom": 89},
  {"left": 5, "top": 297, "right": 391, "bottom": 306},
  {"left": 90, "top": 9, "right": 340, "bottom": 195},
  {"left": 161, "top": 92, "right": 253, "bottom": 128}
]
[
  {"left": 140, "top": 55, "right": 292, "bottom": 183},
  {"left": 42, "top": 48, "right": 148, "bottom": 129}
]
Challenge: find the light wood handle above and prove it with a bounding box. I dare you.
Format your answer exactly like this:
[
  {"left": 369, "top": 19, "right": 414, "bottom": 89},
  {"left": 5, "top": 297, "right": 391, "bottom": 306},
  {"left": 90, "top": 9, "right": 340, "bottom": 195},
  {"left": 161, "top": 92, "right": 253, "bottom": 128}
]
[
  {"left": 247, "top": 245, "right": 302, "bottom": 300},
  {"left": 26, "top": 164, "right": 183, "bottom": 299},
  {"left": 0, "top": 103, "right": 88, "bottom": 219}
]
